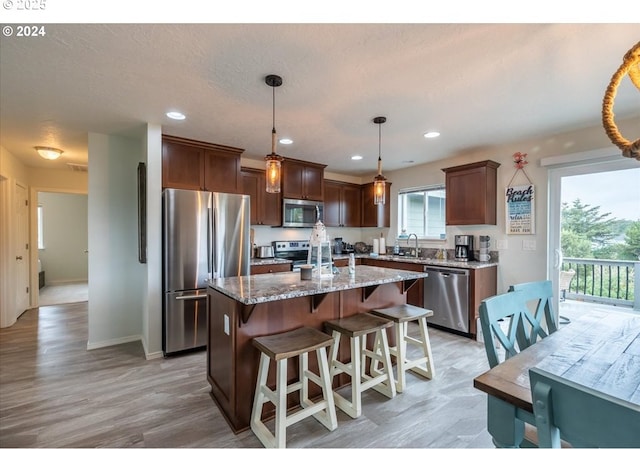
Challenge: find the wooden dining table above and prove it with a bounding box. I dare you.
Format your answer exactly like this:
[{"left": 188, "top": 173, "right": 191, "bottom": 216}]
[{"left": 473, "top": 308, "right": 640, "bottom": 447}]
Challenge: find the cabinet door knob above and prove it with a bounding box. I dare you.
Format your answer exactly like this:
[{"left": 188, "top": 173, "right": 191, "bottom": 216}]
[{"left": 16, "top": 256, "right": 23, "bottom": 260}]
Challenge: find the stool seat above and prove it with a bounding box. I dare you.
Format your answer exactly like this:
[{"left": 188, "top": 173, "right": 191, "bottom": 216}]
[
  {"left": 371, "top": 303, "right": 433, "bottom": 323},
  {"left": 253, "top": 326, "right": 334, "bottom": 360},
  {"left": 251, "top": 326, "right": 337, "bottom": 448},
  {"left": 325, "top": 313, "right": 396, "bottom": 419},
  {"left": 371, "top": 304, "right": 436, "bottom": 393},
  {"left": 324, "top": 312, "right": 394, "bottom": 337}
]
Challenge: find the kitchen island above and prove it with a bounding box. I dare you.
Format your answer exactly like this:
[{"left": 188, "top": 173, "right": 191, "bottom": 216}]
[{"left": 207, "top": 265, "right": 428, "bottom": 433}]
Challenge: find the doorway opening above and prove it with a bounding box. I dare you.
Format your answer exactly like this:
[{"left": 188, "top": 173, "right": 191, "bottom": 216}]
[{"left": 36, "top": 191, "right": 88, "bottom": 307}]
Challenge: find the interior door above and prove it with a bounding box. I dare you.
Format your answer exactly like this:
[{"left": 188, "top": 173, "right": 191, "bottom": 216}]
[
  {"left": 15, "top": 183, "right": 29, "bottom": 317},
  {"left": 547, "top": 155, "right": 638, "bottom": 318}
]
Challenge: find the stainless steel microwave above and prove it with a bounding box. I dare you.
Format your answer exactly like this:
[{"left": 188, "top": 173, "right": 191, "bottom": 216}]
[{"left": 282, "top": 198, "right": 323, "bottom": 228}]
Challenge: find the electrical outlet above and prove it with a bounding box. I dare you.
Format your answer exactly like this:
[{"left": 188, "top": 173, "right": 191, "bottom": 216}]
[
  {"left": 224, "top": 314, "right": 230, "bottom": 335},
  {"left": 523, "top": 240, "right": 537, "bottom": 251},
  {"left": 496, "top": 240, "right": 508, "bottom": 250}
]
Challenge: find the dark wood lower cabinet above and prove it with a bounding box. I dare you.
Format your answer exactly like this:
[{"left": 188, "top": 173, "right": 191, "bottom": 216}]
[{"left": 250, "top": 263, "right": 292, "bottom": 274}]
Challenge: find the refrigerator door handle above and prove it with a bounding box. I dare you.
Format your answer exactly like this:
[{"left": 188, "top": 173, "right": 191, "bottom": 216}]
[
  {"left": 207, "top": 204, "right": 213, "bottom": 281},
  {"left": 175, "top": 294, "right": 207, "bottom": 301},
  {"left": 212, "top": 205, "right": 218, "bottom": 279}
]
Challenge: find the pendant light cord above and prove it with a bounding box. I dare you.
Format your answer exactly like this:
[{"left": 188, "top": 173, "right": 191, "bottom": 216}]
[
  {"left": 271, "top": 84, "right": 277, "bottom": 155},
  {"left": 377, "top": 122, "right": 382, "bottom": 175}
]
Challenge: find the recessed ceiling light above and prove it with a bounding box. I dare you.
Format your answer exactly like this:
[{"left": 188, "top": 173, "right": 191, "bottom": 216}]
[
  {"left": 402, "top": 160, "right": 415, "bottom": 164},
  {"left": 423, "top": 131, "right": 440, "bottom": 138},
  {"left": 166, "top": 111, "right": 186, "bottom": 120},
  {"left": 279, "top": 138, "right": 293, "bottom": 145},
  {"left": 351, "top": 155, "right": 363, "bottom": 160}
]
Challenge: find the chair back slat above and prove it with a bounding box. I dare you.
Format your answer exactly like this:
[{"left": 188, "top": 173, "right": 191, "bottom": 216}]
[
  {"left": 509, "top": 280, "right": 558, "bottom": 345},
  {"left": 479, "top": 290, "right": 531, "bottom": 368}
]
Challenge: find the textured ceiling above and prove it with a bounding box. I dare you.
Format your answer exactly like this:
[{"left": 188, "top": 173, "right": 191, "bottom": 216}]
[{"left": 1, "top": 23, "right": 638, "bottom": 175}]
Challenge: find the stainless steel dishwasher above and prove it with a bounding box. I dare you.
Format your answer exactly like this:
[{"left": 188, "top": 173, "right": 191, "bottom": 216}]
[{"left": 423, "top": 266, "right": 470, "bottom": 334}]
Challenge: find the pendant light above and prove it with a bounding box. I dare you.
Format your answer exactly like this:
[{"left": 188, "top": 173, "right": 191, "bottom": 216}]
[
  {"left": 264, "top": 74, "right": 284, "bottom": 193},
  {"left": 373, "top": 116, "right": 387, "bottom": 205}
]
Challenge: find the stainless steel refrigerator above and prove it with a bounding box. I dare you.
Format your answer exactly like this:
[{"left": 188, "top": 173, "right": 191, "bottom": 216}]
[{"left": 162, "top": 188, "right": 250, "bottom": 356}]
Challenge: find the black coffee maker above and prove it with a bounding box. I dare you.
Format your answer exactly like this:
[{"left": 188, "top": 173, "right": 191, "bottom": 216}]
[{"left": 454, "top": 235, "right": 474, "bottom": 261}]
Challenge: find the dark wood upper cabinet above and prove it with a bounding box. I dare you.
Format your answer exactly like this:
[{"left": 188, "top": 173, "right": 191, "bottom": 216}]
[
  {"left": 324, "top": 180, "right": 362, "bottom": 227},
  {"left": 360, "top": 182, "right": 392, "bottom": 227},
  {"left": 442, "top": 160, "right": 500, "bottom": 225},
  {"left": 162, "top": 135, "right": 244, "bottom": 193},
  {"left": 241, "top": 168, "right": 282, "bottom": 226},
  {"left": 281, "top": 158, "right": 326, "bottom": 201}
]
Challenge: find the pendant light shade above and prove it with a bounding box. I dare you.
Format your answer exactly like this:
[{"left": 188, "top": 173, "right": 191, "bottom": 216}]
[
  {"left": 373, "top": 116, "right": 387, "bottom": 205},
  {"left": 264, "top": 74, "right": 284, "bottom": 193}
]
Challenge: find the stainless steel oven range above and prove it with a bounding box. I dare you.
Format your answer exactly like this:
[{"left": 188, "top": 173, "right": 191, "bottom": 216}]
[{"left": 273, "top": 240, "right": 310, "bottom": 271}]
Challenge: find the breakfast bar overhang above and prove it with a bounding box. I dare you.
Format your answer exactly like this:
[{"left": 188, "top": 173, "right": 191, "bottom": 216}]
[{"left": 206, "top": 265, "right": 428, "bottom": 433}]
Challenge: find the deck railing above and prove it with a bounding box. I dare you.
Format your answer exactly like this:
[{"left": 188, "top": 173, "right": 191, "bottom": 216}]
[{"left": 561, "top": 257, "right": 638, "bottom": 308}]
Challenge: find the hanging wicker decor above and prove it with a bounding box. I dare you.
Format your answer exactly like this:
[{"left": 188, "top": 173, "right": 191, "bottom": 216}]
[{"left": 602, "top": 41, "right": 640, "bottom": 161}]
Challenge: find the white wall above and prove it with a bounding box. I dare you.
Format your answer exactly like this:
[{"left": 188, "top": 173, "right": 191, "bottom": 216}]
[
  {"left": 142, "top": 124, "right": 163, "bottom": 358},
  {"left": 38, "top": 192, "right": 88, "bottom": 284},
  {"left": 384, "top": 116, "right": 640, "bottom": 293},
  {"left": 87, "top": 132, "right": 145, "bottom": 350}
]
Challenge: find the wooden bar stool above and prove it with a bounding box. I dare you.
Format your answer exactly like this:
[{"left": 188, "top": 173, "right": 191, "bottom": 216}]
[
  {"left": 371, "top": 304, "right": 436, "bottom": 393},
  {"left": 251, "top": 326, "right": 338, "bottom": 448},
  {"left": 324, "top": 313, "right": 396, "bottom": 419}
]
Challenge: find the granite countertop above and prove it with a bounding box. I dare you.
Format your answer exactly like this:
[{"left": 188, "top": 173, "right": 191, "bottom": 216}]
[
  {"left": 332, "top": 254, "right": 498, "bottom": 269},
  {"left": 210, "top": 265, "right": 428, "bottom": 305},
  {"left": 250, "top": 258, "right": 292, "bottom": 266}
]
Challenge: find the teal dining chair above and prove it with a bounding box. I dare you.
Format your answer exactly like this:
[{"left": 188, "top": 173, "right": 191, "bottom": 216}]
[
  {"left": 508, "top": 280, "right": 558, "bottom": 345},
  {"left": 478, "top": 290, "right": 531, "bottom": 369},
  {"left": 529, "top": 367, "right": 640, "bottom": 448}
]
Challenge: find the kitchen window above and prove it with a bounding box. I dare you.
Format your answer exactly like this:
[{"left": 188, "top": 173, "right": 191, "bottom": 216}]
[{"left": 397, "top": 185, "right": 446, "bottom": 239}]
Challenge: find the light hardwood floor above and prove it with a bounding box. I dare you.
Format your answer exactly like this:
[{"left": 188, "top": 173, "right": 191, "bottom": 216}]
[{"left": 0, "top": 302, "right": 496, "bottom": 448}]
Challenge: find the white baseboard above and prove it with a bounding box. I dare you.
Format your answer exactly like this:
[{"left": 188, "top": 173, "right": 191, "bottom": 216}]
[
  {"left": 86, "top": 334, "right": 142, "bottom": 351},
  {"left": 46, "top": 279, "right": 88, "bottom": 286},
  {"left": 140, "top": 337, "right": 164, "bottom": 360}
]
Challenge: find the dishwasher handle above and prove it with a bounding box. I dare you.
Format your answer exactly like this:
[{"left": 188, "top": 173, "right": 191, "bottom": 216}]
[{"left": 423, "top": 266, "right": 469, "bottom": 277}]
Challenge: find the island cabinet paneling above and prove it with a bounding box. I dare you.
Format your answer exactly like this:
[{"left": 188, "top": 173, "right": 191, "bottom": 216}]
[
  {"left": 241, "top": 168, "right": 282, "bottom": 226},
  {"left": 442, "top": 160, "right": 500, "bottom": 225},
  {"left": 323, "top": 180, "right": 362, "bottom": 227},
  {"left": 162, "top": 135, "right": 244, "bottom": 193},
  {"left": 281, "top": 158, "right": 326, "bottom": 201},
  {"left": 361, "top": 258, "right": 424, "bottom": 307},
  {"left": 207, "top": 282, "right": 407, "bottom": 433},
  {"left": 360, "top": 182, "right": 392, "bottom": 227}
]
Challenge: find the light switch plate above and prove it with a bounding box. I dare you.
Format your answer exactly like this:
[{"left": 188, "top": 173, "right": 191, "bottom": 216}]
[
  {"left": 522, "top": 240, "right": 536, "bottom": 251},
  {"left": 496, "top": 240, "right": 508, "bottom": 250}
]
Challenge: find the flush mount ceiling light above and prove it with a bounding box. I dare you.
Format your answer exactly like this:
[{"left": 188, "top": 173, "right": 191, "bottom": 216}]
[
  {"left": 423, "top": 131, "right": 440, "bottom": 138},
  {"left": 373, "top": 116, "right": 387, "bottom": 205},
  {"left": 264, "top": 74, "right": 284, "bottom": 193},
  {"left": 35, "top": 146, "right": 63, "bottom": 160},
  {"left": 166, "top": 111, "right": 186, "bottom": 120}
]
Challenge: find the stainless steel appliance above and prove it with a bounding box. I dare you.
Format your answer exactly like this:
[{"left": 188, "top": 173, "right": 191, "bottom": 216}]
[
  {"left": 282, "top": 198, "right": 323, "bottom": 228},
  {"left": 162, "top": 188, "right": 250, "bottom": 356},
  {"left": 423, "top": 266, "right": 470, "bottom": 335},
  {"left": 254, "top": 245, "right": 274, "bottom": 258},
  {"left": 273, "top": 240, "right": 310, "bottom": 271},
  {"left": 454, "top": 234, "right": 474, "bottom": 261}
]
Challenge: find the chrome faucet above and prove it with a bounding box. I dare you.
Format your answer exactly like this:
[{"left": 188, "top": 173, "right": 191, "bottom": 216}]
[{"left": 406, "top": 233, "right": 419, "bottom": 257}]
